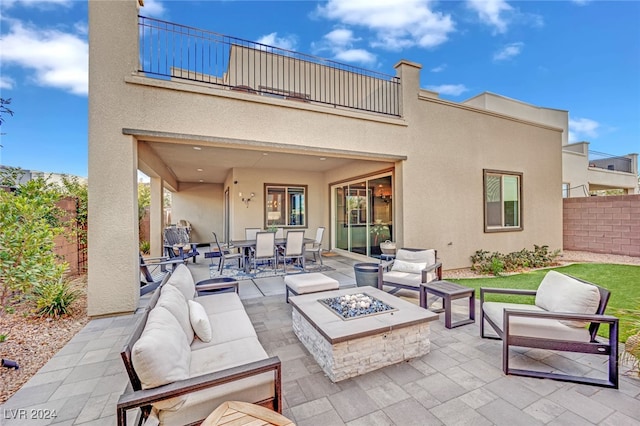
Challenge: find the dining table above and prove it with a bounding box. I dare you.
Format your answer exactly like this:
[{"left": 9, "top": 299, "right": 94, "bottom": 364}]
[{"left": 230, "top": 237, "right": 315, "bottom": 273}]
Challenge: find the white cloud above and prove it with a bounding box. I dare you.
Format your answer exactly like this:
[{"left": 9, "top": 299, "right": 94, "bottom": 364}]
[
  {"left": 493, "top": 42, "right": 524, "bottom": 61},
  {"left": 0, "top": 76, "right": 16, "bottom": 89},
  {"left": 569, "top": 117, "right": 600, "bottom": 141},
  {"left": 256, "top": 32, "right": 298, "bottom": 51},
  {"left": 316, "top": 0, "right": 455, "bottom": 51},
  {"left": 467, "top": 0, "right": 513, "bottom": 34},
  {"left": 140, "top": 0, "right": 165, "bottom": 18},
  {"left": 0, "top": 19, "right": 87, "bottom": 96},
  {"left": 431, "top": 64, "right": 447, "bottom": 73},
  {"left": 425, "top": 84, "right": 468, "bottom": 96},
  {"left": 2, "top": 0, "right": 72, "bottom": 9},
  {"left": 313, "top": 28, "right": 377, "bottom": 65},
  {"left": 571, "top": 0, "right": 592, "bottom": 5},
  {"left": 334, "top": 49, "right": 376, "bottom": 64}
]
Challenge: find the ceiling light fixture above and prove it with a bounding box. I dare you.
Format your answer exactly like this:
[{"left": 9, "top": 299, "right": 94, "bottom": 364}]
[
  {"left": 193, "top": 146, "right": 202, "bottom": 150},
  {"left": 196, "top": 168, "right": 203, "bottom": 172}
]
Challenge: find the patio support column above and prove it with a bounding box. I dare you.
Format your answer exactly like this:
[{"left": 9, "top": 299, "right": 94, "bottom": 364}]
[
  {"left": 150, "top": 177, "right": 164, "bottom": 257},
  {"left": 88, "top": 0, "right": 140, "bottom": 316}
]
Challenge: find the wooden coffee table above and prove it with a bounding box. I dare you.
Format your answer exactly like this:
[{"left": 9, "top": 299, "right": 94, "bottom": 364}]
[
  {"left": 420, "top": 280, "right": 475, "bottom": 329},
  {"left": 202, "top": 400, "right": 294, "bottom": 426}
]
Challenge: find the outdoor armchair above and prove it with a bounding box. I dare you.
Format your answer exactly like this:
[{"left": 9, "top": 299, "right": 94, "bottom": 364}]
[
  {"left": 480, "top": 270, "right": 618, "bottom": 388},
  {"left": 377, "top": 248, "right": 442, "bottom": 295},
  {"left": 139, "top": 254, "right": 183, "bottom": 296},
  {"left": 164, "top": 227, "right": 199, "bottom": 263}
]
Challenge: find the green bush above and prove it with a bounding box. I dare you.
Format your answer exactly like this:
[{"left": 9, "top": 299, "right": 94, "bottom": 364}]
[
  {"left": 33, "top": 280, "right": 80, "bottom": 317},
  {"left": 0, "top": 178, "right": 68, "bottom": 313},
  {"left": 470, "top": 245, "right": 560, "bottom": 276},
  {"left": 140, "top": 240, "right": 151, "bottom": 255}
]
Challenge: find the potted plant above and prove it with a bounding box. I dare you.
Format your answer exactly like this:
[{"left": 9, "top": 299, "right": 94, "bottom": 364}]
[{"left": 370, "top": 220, "right": 390, "bottom": 247}]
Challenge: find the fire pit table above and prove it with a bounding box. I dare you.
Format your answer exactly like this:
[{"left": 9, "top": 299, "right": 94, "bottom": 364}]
[{"left": 289, "top": 287, "right": 438, "bottom": 382}]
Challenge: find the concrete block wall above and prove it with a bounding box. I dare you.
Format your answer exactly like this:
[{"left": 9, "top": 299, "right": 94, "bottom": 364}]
[
  {"left": 563, "top": 194, "right": 640, "bottom": 257},
  {"left": 54, "top": 197, "right": 82, "bottom": 275}
]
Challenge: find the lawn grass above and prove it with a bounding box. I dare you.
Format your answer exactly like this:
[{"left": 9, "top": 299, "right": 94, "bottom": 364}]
[{"left": 449, "top": 263, "right": 640, "bottom": 342}]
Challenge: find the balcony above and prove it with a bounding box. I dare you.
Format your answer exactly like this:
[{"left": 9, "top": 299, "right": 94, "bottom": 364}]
[
  {"left": 588, "top": 150, "right": 635, "bottom": 173},
  {"left": 138, "top": 16, "right": 401, "bottom": 117}
]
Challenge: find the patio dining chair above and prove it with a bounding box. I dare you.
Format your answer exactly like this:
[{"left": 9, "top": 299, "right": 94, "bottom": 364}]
[
  {"left": 211, "top": 232, "right": 243, "bottom": 272},
  {"left": 250, "top": 231, "right": 277, "bottom": 273},
  {"left": 281, "top": 230, "right": 305, "bottom": 273},
  {"left": 305, "top": 227, "right": 325, "bottom": 265}
]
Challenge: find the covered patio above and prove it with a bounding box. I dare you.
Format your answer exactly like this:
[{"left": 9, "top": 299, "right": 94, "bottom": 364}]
[{"left": 3, "top": 254, "right": 639, "bottom": 425}]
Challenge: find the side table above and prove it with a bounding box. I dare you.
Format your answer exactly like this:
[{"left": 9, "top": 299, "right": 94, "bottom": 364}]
[
  {"left": 420, "top": 280, "right": 475, "bottom": 329},
  {"left": 202, "top": 400, "right": 294, "bottom": 426}
]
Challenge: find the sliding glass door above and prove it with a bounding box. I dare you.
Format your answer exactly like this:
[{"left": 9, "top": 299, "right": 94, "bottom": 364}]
[{"left": 332, "top": 173, "right": 393, "bottom": 257}]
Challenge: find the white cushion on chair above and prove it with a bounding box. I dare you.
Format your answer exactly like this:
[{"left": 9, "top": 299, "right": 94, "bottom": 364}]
[
  {"left": 396, "top": 249, "right": 436, "bottom": 265},
  {"left": 382, "top": 271, "right": 423, "bottom": 288},
  {"left": 391, "top": 260, "right": 426, "bottom": 274},
  {"left": 535, "top": 271, "right": 600, "bottom": 327}
]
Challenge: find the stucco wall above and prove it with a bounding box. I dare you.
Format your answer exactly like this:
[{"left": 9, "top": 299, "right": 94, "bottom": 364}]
[
  {"left": 563, "top": 194, "right": 640, "bottom": 256},
  {"left": 171, "top": 183, "right": 223, "bottom": 243},
  {"left": 88, "top": 0, "right": 565, "bottom": 315}
]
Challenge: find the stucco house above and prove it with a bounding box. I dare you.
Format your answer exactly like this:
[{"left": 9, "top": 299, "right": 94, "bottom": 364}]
[{"left": 89, "top": 0, "right": 566, "bottom": 317}]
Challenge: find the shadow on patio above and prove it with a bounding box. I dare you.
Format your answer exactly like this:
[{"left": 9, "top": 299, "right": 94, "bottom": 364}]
[{"left": 2, "top": 254, "right": 639, "bottom": 425}]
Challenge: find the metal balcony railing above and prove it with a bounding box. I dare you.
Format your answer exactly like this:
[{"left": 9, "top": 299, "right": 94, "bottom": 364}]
[
  {"left": 138, "top": 16, "right": 401, "bottom": 116},
  {"left": 588, "top": 151, "right": 633, "bottom": 173}
]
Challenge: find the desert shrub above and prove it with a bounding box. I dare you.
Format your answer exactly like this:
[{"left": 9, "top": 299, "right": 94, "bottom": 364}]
[
  {"left": 0, "top": 178, "right": 68, "bottom": 313},
  {"left": 140, "top": 240, "right": 151, "bottom": 255},
  {"left": 33, "top": 280, "right": 80, "bottom": 317},
  {"left": 470, "top": 245, "right": 560, "bottom": 276}
]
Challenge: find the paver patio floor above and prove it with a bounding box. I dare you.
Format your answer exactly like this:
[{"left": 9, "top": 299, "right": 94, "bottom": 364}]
[{"left": 2, "top": 255, "right": 639, "bottom": 425}]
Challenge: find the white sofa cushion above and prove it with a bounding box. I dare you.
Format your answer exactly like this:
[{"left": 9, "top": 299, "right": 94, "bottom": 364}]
[
  {"left": 188, "top": 300, "right": 212, "bottom": 343},
  {"left": 483, "top": 301, "right": 591, "bottom": 341},
  {"left": 158, "top": 337, "right": 273, "bottom": 426},
  {"left": 535, "top": 271, "right": 600, "bottom": 327},
  {"left": 166, "top": 264, "right": 196, "bottom": 301},
  {"left": 190, "top": 309, "right": 258, "bottom": 351},
  {"left": 132, "top": 306, "right": 191, "bottom": 410},
  {"left": 195, "top": 292, "right": 245, "bottom": 315},
  {"left": 381, "top": 270, "right": 423, "bottom": 288},
  {"left": 158, "top": 284, "right": 195, "bottom": 343}
]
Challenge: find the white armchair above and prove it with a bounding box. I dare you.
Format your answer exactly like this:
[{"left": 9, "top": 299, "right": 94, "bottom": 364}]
[{"left": 377, "top": 248, "right": 442, "bottom": 294}]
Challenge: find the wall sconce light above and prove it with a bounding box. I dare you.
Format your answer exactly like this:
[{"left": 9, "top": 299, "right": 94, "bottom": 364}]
[{"left": 239, "top": 192, "right": 255, "bottom": 207}]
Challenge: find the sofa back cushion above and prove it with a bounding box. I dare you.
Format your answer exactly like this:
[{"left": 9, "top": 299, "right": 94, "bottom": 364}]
[
  {"left": 132, "top": 306, "right": 191, "bottom": 409},
  {"left": 535, "top": 271, "right": 601, "bottom": 327},
  {"left": 158, "top": 284, "right": 195, "bottom": 344},
  {"left": 166, "top": 263, "right": 196, "bottom": 301}
]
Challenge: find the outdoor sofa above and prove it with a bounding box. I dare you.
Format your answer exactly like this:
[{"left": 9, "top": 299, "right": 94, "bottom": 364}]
[{"left": 117, "top": 264, "right": 282, "bottom": 425}]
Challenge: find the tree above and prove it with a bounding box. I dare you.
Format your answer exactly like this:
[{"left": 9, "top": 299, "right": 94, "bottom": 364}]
[{"left": 0, "top": 98, "right": 13, "bottom": 127}]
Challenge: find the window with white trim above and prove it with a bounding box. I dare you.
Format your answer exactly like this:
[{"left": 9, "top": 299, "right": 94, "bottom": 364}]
[{"left": 484, "top": 170, "right": 522, "bottom": 232}]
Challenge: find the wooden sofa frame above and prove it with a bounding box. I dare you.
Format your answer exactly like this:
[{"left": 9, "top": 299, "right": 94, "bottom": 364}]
[
  {"left": 117, "top": 274, "right": 282, "bottom": 426},
  {"left": 480, "top": 276, "right": 619, "bottom": 388}
]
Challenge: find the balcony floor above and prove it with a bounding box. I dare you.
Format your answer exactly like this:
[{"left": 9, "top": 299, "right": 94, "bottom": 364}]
[{"left": 2, "top": 255, "right": 639, "bottom": 425}]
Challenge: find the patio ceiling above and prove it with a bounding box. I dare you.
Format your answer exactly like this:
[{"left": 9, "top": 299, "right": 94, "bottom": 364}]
[{"left": 140, "top": 140, "right": 361, "bottom": 185}]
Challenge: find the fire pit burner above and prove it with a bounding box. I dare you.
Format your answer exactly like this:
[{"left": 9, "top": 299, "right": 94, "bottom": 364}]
[{"left": 319, "top": 292, "right": 395, "bottom": 320}]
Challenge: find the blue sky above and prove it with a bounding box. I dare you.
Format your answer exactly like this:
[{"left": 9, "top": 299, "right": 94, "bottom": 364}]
[{"left": 1, "top": 0, "right": 638, "bottom": 178}]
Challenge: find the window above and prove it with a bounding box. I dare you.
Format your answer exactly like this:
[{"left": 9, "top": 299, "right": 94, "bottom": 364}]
[
  {"left": 484, "top": 170, "right": 522, "bottom": 232},
  {"left": 562, "top": 183, "right": 570, "bottom": 198},
  {"left": 264, "top": 184, "right": 307, "bottom": 228}
]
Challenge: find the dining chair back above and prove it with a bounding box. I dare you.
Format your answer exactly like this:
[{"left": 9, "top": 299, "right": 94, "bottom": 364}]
[
  {"left": 305, "top": 227, "right": 325, "bottom": 264},
  {"left": 282, "top": 231, "right": 305, "bottom": 273},
  {"left": 245, "top": 228, "right": 261, "bottom": 241},
  {"left": 212, "top": 232, "right": 243, "bottom": 272},
  {"left": 251, "top": 231, "right": 277, "bottom": 272}
]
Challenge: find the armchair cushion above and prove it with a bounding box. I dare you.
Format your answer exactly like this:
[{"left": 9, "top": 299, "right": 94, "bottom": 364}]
[
  {"left": 131, "top": 306, "right": 191, "bottom": 410},
  {"left": 158, "top": 284, "right": 195, "bottom": 343},
  {"left": 381, "top": 271, "right": 423, "bottom": 288},
  {"left": 396, "top": 248, "right": 436, "bottom": 265},
  {"left": 391, "top": 260, "right": 427, "bottom": 274},
  {"left": 535, "top": 270, "right": 600, "bottom": 327},
  {"left": 188, "top": 300, "right": 212, "bottom": 343}
]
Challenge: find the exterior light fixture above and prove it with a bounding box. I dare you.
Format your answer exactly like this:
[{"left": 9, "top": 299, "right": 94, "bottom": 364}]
[{"left": 239, "top": 192, "right": 255, "bottom": 207}]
